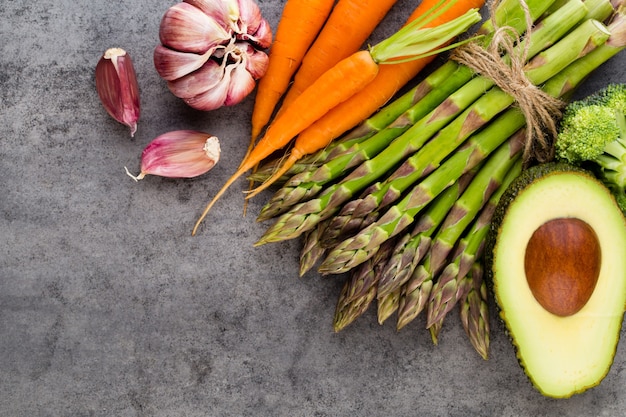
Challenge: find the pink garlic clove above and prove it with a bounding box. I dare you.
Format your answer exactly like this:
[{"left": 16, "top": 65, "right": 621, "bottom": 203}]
[
  {"left": 167, "top": 59, "right": 224, "bottom": 99},
  {"left": 159, "top": 2, "right": 232, "bottom": 54},
  {"left": 183, "top": 0, "right": 231, "bottom": 25},
  {"left": 126, "top": 130, "right": 221, "bottom": 180},
  {"left": 95, "top": 47, "right": 140, "bottom": 137},
  {"left": 234, "top": 0, "right": 272, "bottom": 48},
  {"left": 224, "top": 62, "right": 256, "bottom": 106},
  {"left": 247, "top": 18, "right": 272, "bottom": 49},
  {"left": 235, "top": 0, "right": 262, "bottom": 34},
  {"left": 239, "top": 42, "right": 269, "bottom": 79},
  {"left": 184, "top": 67, "right": 232, "bottom": 111},
  {"left": 153, "top": 45, "right": 212, "bottom": 81}
]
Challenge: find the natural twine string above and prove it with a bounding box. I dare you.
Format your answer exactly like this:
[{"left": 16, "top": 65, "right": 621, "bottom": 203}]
[{"left": 450, "top": 0, "right": 565, "bottom": 164}]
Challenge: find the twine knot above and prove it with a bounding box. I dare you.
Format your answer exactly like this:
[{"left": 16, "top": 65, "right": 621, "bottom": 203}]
[{"left": 451, "top": 0, "right": 565, "bottom": 164}]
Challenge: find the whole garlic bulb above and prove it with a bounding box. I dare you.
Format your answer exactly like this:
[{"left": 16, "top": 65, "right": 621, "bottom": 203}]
[{"left": 154, "top": 0, "right": 272, "bottom": 111}]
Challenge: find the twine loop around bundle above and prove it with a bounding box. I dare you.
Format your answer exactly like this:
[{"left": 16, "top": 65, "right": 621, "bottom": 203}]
[{"left": 451, "top": 0, "right": 565, "bottom": 163}]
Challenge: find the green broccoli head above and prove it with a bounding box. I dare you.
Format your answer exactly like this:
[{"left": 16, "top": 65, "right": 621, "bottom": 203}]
[
  {"left": 555, "top": 83, "right": 626, "bottom": 214},
  {"left": 601, "top": 83, "right": 626, "bottom": 112},
  {"left": 555, "top": 103, "right": 620, "bottom": 163}
]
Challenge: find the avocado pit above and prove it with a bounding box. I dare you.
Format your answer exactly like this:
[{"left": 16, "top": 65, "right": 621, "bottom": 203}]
[{"left": 524, "top": 217, "right": 601, "bottom": 316}]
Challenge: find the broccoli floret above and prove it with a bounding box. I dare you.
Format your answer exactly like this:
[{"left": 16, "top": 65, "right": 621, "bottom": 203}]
[{"left": 555, "top": 84, "right": 626, "bottom": 214}]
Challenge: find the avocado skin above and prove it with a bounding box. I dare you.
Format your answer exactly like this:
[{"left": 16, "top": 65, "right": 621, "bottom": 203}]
[{"left": 484, "top": 162, "right": 625, "bottom": 398}]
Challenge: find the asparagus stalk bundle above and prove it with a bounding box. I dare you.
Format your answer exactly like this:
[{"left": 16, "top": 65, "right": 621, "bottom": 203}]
[
  {"left": 395, "top": 133, "right": 524, "bottom": 331},
  {"left": 333, "top": 171, "right": 480, "bottom": 330},
  {"left": 250, "top": 0, "right": 626, "bottom": 353},
  {"left": 253, "top": 0, "right": 570, "bottom": 222},
  {"left": 261, "top": 14, "right": 612, "bottom": 249},
  {"left": 376, "top": 169, "right": 478, "bottom": 300}
]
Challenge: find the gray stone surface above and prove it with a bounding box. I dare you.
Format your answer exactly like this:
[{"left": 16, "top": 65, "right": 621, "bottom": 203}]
[{"left": 2, "top": 1, "right": 626, "bottom": 416}]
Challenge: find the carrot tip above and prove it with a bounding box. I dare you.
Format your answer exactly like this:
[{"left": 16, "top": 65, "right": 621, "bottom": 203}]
[
  {"left": 191, "top": 166, "right": 247, "bottom": 236},
  {"left": 244, "top": 153, "right": 298, "bottom": 200}
]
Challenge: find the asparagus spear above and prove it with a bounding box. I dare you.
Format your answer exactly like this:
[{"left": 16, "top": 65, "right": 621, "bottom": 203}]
[
  {"left": 256, "top": 7, "right": 605, "bottom": 246},
  {"left": 333, "top": 282, "right": 377, "bottom": 333},
  {"left": 298, "top": 219, "right": 329, "bottom": 276},
  {"left": 396, "top": 263, "right": 433, "bottom": 331},
  {"left": 425, "top": 146, "right": 524, "bottom": 278},
  {"left": 254, "top": 0, "right": 569, "bottom": 222},
  {"left": 395, "top": 134, "right": 524, "bottom": 330},
  {"left": 377, "top": 287, "right": 402, "bottom": 325},
  {"left": 332, "top": 238, "right": 398, "bottom": 331},
  {"left": 426, "top": 157, "right": 523, "bottom": 340},
  {"left": 459, "top": 262, "right": 490, "bottom": 360},
  {"left": 317, "top": 18, "right": 612, "bottom": 274}
]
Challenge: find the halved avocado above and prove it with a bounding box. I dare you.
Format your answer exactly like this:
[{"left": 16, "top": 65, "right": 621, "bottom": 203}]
[{"left": 486, "top": 162, "right": 626, "bottom": 398}]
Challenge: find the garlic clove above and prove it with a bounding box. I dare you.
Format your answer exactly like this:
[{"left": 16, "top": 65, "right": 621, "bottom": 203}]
[
  {"left": 234, "top": 0, "right": 272, "bottom": 48},
  {"left": 159, "top": 2, "right": 232, "bottom": 54},
  {"left": 153, "top": 45, "right": 212, "bottom": 81},
  {"left": 224, "top": 61, "right": 256, "bottom": 106},
  {"left": 182, "top": 0, "right": 227, "bottom": 19},
  {"left": 126, "top": 130, "right": 221, "bottom": 180},
  {"left": 235, "top": 0, "right": 261, "bottom": 34},
  {"left": 167, "top": 59, "right": 224, "bottom": 99},
  {"left": 95, "top": 47, "right": 140, "bottom": 137},
  {"left": 184, "top": 67, "right": 232, "bottom": 111},
  {"left": 247, "top": 18, "right": 272, "bottom": 49},
  {"left": 239, "top": 42, "right": 269, "bottom": 79}
]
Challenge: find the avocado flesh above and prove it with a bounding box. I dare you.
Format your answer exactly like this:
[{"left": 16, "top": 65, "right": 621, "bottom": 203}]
[{"left": 490, "top": 164, "right": 626, "bottom": 398}]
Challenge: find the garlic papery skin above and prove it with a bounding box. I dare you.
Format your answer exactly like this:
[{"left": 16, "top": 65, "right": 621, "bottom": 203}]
[
  {"left": 95, "top": 47, "right": 140, "bottom": 137},
  {"left": 159, "top": 2, "right": 232, "bottom": 54},
  {"left": 126, "top": 130, "right": 221, "bottom": 181},
  {"left": 168, "top": 40, "right": 268, "bottom": 111},
  {"left": 183, "top": 65, "right": 232, "bottom": 110}
]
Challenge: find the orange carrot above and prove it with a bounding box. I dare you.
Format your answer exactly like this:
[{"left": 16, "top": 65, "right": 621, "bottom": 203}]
[
  {"left": 250, "top": 0, "right": 336, "bottom": 144},
  {"left": 245, "top": 0, "right": 486, "bottom": 199},
  {"left": 278, "top": 0, "right": 400, "bottom": 111},
  {"left": 192, "top": 6, "right": 482, "bottom": 235},
  {"left": 193, "top": 50, "right": 379, "bottom": 234}
]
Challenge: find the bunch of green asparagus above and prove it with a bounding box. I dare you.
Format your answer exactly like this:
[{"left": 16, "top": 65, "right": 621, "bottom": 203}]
[{"left": 250, "top": 0, "right": 626, "bottom": 359}]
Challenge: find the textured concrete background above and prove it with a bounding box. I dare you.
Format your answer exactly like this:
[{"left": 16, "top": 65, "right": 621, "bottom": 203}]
[{"left": 2, "top": 0, "right": 626, "bottom": 416}]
